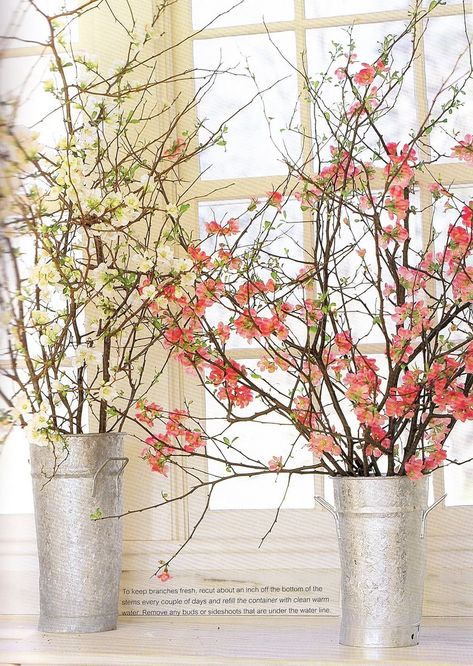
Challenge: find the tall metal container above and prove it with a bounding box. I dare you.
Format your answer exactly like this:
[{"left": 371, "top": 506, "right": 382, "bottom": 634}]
[
  {"left": 30, "top": 433, "right": 128, "bottom": 633},
  {"left": 316, "top": 476, "right": 445, "bottom": 647}
]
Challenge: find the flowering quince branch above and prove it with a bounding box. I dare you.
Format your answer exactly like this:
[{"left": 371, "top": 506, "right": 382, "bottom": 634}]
[
  {"left": 128, "top": 3, "right": 473, "bottom": 579},
  {"left": 0, "top": 1, "right": 268, "bottom": 452},
  {"left": 2, "top": 0, "right": 473, "bottom": 579}
]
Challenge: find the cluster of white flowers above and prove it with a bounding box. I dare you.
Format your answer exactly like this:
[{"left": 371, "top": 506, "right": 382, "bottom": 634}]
[
  {"left": 73, "top": 344, "right": 101, "bottom": 367},
  {"left": 13, "top": 396, "right": 59, "bottom": 447},
  {"left": 31, "top": 310, "right": 50, "bottom": 326},
  {"left": 88, "top": 263, "right": 118, "bottom": 298},
  {"left": 39, "top": 322, "right": 62, "bottom": 347},
  {"left": 28, "top": 258, "right": 62, "bottom": 290}
]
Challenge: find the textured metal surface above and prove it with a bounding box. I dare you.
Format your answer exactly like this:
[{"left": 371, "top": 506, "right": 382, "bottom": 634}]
[
  {"left": 30, "top": 433, "right": 126, "bottom": 633},
  {"left": 333, "top": 476, "right": 429, "bottom": 648}
]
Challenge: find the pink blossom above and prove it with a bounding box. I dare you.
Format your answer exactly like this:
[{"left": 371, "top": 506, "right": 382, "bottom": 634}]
[
  {"left": 216, "top": 322, "right": 231, "bottom": 343},
  {"left": 379, "top": 222, "right": 409, "bottom": 248},
  {"left": 266, "top": 190, "right": 283, "bottom": 212},
  {"left": 461, "top": 203, "right": 473, "bottom": 227},
  {"left": 398, "top": 266, "right": 428, "bottom": 293},
  {"left": 335, "top": 330, "right": 353, "bottom": 354},
  {"left": 385, "top": 185, "right": 409, "bottom": 222},
  {"left": 405, "top": 456, "right": 424, "bottom": 480},
  {"left": 390, "top": 328, "right": 414, "bottom": 364},
  {"left": 451, "top": 134, "right": 473, "bottom": 164},
  {"left": 452, "top": 267, "right": 473, "bottom": 303},
  {"left": 217, "top": 383, "right": 253, "bottom": 408},
  {"left": 354, "top": 63, "right": 376, "bottom": 86},
  {"left": 164, "top": 137, "right": 186, "bottom": 160},
  {"left": 157, "top": 570, "right": 171, "bottom": 582},
  {"left": 385, "top": 370, "right": 421, "bottom": 418},
  {"left": 383, "top": 283, "right": 396, "bottom": 298},
  {"left": 464, "top": 341, "right": 473, "bottom": 373},
  {"left": 268, "top": 455, "right": 283, "bottom": 471}
]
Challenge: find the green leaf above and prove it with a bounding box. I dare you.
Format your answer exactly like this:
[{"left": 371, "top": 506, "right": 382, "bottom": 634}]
[{"left": 90, "top": 507, "right": 103, "bottom": 521}]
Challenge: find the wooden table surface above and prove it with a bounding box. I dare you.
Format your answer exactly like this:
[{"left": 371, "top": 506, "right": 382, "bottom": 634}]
[{"left": 1, "top": 616, "right": 472, "bottom": 666}]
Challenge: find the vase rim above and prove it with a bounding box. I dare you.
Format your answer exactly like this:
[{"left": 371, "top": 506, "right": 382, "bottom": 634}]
[
  {"left": 332, "top": 475, "right": 426, "bottom": 480},
  {"left": 60, "top": 432, "right": 126, "bottom": 438}
]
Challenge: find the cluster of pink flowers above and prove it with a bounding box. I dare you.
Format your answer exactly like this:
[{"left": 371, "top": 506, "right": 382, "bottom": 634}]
[
  {"left": 234, "top": 308, "right": 289, "bottom": 341},
  {"left": 353, "top": 58, "right": 386, "bottom": 86},
  {"left": 405, "top": 444, "right": 448, "bottom": 480},
  {"left": 205, "top": 218, "right": 240, "bottom": 236},
  {"left": 292, "top": 395, "right": 317, "bottom": 428},
  {"left": 451, "top": 134, "right": 473, "bottom": 165},
  {"left": 348, "top": 85, "right": 379, "bottom": 117},
  {"left": 207, "top": 358, "right": 253, "bottom": 408},
  {"left": 392, "top": 301, "right": 431, "bottom": 336},
  {"left": 137, "top": 402, "right": 206, "bottom": 476},
  {"left": 308, "top": 432, "right": 341, "bottom": 458},
  {"left": 385, "top": 371, "right": 421, "bottom": 419},
  {"left": 135, "top": 100, "right": 473, "bottom": 485},
  {"left": 384, "top": 142, "right": 417, "bottom": 187}
]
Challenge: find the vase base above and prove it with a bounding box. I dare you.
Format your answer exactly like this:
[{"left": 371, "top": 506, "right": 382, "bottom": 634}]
[
  {"left": 339, "top": 622, "right": 420, "bottom": 648},
  {"left": 38, "top": 614, "right": 117, "bottom": 634}
]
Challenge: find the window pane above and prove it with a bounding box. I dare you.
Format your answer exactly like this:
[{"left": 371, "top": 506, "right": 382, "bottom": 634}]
[
  {"left": 205, "top": 365, "right": 316, "bottom": 510},
  {"left": 306, "top": 21, "right": 417, "bottom": 156},
  {"left": 431, "top": 186, "right": 473, "bottom": 251},
  {"left": 194, "top": 32, "right": 300, "bottom": 179},
  {"left": 0, "top": 428, "right": 33, "bottom": 514},
  {"left": 192, "top": 0, "right": 293, "bottom": 30},
  {"left": 424, "top": 14, "right": 473, "bottom": 159},
  {"left": 305, "top": 0, "right": 408, "bottom": 19},
  {"left": 0, "top": 56, "right": 63, "bottom": 145},
  {"left": 0, "top": 0, "right": 65, "bottom": 48},
  {"left": 444, "top": 422, "right": 473, "bottom": 506},
  {"left": 323, "top": 192, "right": 420, "bottom": 345}
]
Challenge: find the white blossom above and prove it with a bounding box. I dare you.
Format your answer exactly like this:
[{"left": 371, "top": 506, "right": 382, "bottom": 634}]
[
  {"left": 31, "top": 310, "right": 49, "bottom": 326},
  {"left": 11, "top": 393, "right": 30, "bottom": 419},
  {"left": 39, "top": 323, "right": 61, "bottom": 346},
  {"left": 139, "top": 283, "right": 158, "bottom": 301},
  {"left": 97, "top": 383, "right": 119, "bottom": 402},
  {"left": 155, "top": 245, "right": 174, "bottom": 272},
  {"left": 29, "top": 259, "right": 61, "bottom": 289},
  {"left": 173, "top": 256, "right": 193, "bottom": 273},
  {"left": 124, "top": 193, "right": 140, "bottom": 210},
  {"left": 74, "top": 344, "right": 101, "bottom": 367},
  {"left": 51, "top": 379, "right": 69, "bottom": 393}
]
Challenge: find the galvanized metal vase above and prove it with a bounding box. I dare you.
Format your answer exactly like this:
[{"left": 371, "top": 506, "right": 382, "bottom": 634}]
[
  {"left": 30, "top": 433, "right": 128, "bottom": 633},
  {"left": 316, "top": 476, "right": 445, "bottom": 648}
]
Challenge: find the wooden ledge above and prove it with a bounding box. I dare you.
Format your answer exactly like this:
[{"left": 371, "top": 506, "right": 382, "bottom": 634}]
[{"left": 1, "top": 616, "right": 472, "bottom": 665}]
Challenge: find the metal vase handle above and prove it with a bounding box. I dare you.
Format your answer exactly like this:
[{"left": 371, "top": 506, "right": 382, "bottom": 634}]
[
  {"left": 315, "top": 492, "right": 447, "bottom": 540},
  {"left": 92, "top": 457, "right": 129, "bottom": 497},
  {"left": 314, "top": 495, "right": 341, "bottom": 539},
  {"left": 420, "top": 493, "right": 446, "bottom": 538}
]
